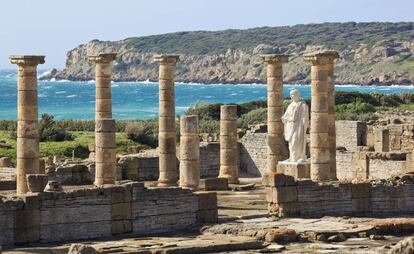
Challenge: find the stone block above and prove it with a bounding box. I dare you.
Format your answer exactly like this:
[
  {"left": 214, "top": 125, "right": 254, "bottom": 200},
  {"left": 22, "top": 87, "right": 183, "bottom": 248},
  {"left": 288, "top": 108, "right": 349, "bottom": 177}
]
[
  {"left": 196, "top": 209, "right": 218, "bottom": 223},
  {"left": 352, "top": 198, "right": 372, "bottom": 214},
  {"left": 111, "top": 203, "right": 131, "bottom": 220},
  {"left": 196, "top": 191, "right": 217, "bottom": 210},
  {"left": 204, "top": 178, "right": 228, "bottom": 191},
  {"left": 262, "top": 173, "right": 286, "bottom": 187},
  {"left": 0, "top": 157, "right": 12, "bottom": 167},
  {"left": 352, "top": 182, "right": 371, "bottom": 199},
  {"left": 111, "top": 220, "right": 132, "bottom": 235},
  {"left": 272, "top": 186, "right": 298, "bottom": 203},
  {"left": 277, "top": 162, "right": 310, "bottom": 179}
]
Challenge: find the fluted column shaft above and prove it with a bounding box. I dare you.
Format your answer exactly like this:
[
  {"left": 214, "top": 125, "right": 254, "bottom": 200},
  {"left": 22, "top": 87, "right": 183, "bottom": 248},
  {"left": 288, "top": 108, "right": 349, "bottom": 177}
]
[
  {"left": 155, "top": 55, "right": 180, "bottom": 187},
  {"left": 262, "top": 54, "right": 288, "bottom": 173},
  {"left": 179, "top": 115, "right": 200, "bottom": 189},
  {"left": 304, "top": 51, "right": 339, "bottom": 181},
  {"left": 10, "top": 55, "right": 45, "bottom": 194},
  {"left": 89, "top": 53, "right": 117, "bottom": 185},
  {"left": 219, "top": 105, "right": 239, "bottom": 183}
]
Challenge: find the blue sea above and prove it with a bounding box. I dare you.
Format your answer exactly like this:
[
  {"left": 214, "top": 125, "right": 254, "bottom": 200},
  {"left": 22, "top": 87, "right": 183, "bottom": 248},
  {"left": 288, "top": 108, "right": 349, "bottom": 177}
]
[{"left": 0, "top": 70, "right": 413, "bottom": 120}]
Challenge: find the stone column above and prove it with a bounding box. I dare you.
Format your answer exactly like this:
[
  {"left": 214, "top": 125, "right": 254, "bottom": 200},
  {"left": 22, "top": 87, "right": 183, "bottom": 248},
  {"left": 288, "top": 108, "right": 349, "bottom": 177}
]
[
  {"left": 155, "top": 54, "right": 180, "bottom": 187},
  {"left": 10, "top": 55, "right": 45, "bottom": 194},
  {"left": 89, "top": 53, "right": 117, "bottom": 186},
  {"left": 304, "top": 51, "right": 339, "bottom": 181},
  {"left": 219, "top": 105, "right": 239, "bottom": 184},
  {"left": 179, "top": 115, "right": 200, "bottom": 190},
  {"left": 94, "top": 119, "right": 117, "bottom": 185},
  {"left": 88, "top": 53, "right": 117, "bottom": 120},
  {"left": 262, "top": 54, "right": 288, "bottom": 173}
]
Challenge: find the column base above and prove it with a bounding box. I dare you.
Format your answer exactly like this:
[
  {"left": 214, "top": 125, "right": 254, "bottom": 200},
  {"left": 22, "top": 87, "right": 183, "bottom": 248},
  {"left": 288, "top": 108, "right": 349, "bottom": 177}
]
[{"left": 277, "top": 160, "right": 310, "bottom": 179}]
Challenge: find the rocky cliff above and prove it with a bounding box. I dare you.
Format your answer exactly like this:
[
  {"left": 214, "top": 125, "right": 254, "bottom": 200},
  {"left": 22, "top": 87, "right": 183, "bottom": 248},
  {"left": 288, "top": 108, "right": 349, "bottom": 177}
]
[{"left": 42, "top": 22, "right": 414, "bottom": 85}]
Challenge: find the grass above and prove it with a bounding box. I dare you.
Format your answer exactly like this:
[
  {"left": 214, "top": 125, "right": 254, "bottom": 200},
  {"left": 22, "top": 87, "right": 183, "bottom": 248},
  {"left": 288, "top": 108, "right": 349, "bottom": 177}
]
[{"left": 0, "top": 131, "right": 139, "bottom": 166}]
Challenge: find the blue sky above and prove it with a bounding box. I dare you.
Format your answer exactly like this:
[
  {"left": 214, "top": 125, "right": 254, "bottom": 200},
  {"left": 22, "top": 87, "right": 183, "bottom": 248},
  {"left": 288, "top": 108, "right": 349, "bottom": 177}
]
[{"left": 0, "top": 0, "right": 413, "bottom": 69}]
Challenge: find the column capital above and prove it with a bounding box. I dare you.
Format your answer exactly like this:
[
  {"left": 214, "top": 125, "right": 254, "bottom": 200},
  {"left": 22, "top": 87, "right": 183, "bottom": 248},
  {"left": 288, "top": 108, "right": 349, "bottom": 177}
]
[
  {"left": 261, "top": 54, "right": 289, "bottom": 64},
  {"left": 88, "top": 53, "right": 117, "bottom": 63},
  {"left": 154, "top": 54, "right": 180, "bottom": 65},
  {"left": 304, "top": 51, "right": 339, "bottom": 65},
  {"left": 10, "top": 55, "right": 45, "bottom": 66}
]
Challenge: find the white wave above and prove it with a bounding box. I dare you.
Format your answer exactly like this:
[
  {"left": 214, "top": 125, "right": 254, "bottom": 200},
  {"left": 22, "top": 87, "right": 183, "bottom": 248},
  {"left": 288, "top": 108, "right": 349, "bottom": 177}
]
[
  {"left": 66, "top": 95, "right": 77, "bottom": 98},
  {"left": 56, "top": 91, "right": 66, "bottom": 94}
]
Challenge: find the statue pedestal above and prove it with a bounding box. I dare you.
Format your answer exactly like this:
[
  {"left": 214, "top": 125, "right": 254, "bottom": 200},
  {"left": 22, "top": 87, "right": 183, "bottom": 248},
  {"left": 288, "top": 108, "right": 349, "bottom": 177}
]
[{"left": 277, "top": 161, "right": 310, "bottom": 179}]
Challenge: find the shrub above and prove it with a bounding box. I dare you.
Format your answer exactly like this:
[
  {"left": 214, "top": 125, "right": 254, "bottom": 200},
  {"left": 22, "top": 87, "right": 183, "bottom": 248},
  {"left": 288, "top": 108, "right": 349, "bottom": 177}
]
[
  {"left": 336, "top": 102, "right": 376, "bottom": 114},
  {"left": 237, "top": 108, "right": 267, "bottom": 128},
  {"left": 39, "top": 114, "right": 74, "bottom": 142},
  {"left": 125, "top": 120, "right": 159, "bottom": 148},
  {"left": 185, "top": 102, "right": 222, "bottom": 121},
  {"left": 198, "top": 120, "right": 220, "bottom": 134}
]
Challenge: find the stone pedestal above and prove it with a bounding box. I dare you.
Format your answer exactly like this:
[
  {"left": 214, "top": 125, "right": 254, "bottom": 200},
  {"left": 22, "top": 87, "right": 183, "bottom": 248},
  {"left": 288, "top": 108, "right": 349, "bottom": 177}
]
[
  {"left": 94, "top": 119, "right": 117, "bottom": 185},
  {"left": 155, "top": 54, "right": 180, "bottom": 187},
  {"left": 277, "top": 161, "right": 310, "bottom": 179},
  {"left": 179, "top": 115, "right": 200, "bottom": 190},
  {"left": 10, "top": 55, "right": 45, "bottom": 195},
  {"left": 304, "top": 51, "right": 339, "bottom": 181},
  {"left": 262, "top": 54, "right": 289, "bottom": 173},
  {"left": 88, "top": 53, "right": 117, "bottom": 120},
  {"left": 219, "top": 105, "right": 239, "bottom": 184}
]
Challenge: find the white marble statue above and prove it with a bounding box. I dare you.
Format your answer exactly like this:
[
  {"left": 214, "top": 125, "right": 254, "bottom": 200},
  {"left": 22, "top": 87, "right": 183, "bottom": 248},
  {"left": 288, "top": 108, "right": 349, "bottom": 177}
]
[{"left": 281, "top": 89, "right": 309, "bottom": 163}]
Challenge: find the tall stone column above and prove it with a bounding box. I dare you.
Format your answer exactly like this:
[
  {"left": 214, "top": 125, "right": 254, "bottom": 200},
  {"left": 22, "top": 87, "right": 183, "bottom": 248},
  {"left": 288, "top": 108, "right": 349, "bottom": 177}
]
[
  {"left": 10, "top": 55, "right": 45, "bottom": 194},
  {"left": 219, "top": 105, "right": 239, "bottom": 184},
  {"left": 89, "top": 53, "right": 117, "bottom": 186},
  {"left": 304, "top": 51, "right": 339, "bottom": 181},
  {"left": 262, "top": 54, "right": 288, "bottom": 173},
  {"left": 179, "top": 115, "right": 200, "bottom": 190},
  {"left": 88, "top": 53, "right": 117, "bottom": 120},
  {"left": 94, "top": 119, "right": 116, "bottom": 185},
  {"left": 155, "top": 54, "right": 180, "bottom": 187}
]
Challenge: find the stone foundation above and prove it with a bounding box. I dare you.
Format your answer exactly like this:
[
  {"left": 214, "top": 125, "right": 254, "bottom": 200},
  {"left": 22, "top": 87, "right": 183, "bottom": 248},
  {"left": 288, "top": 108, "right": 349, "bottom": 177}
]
[
  {"left": 264, "top": 173, "right": 414, "bottom": 217},
  {"left": 0, "top": 182, "right": 218, "bottom": 246}
]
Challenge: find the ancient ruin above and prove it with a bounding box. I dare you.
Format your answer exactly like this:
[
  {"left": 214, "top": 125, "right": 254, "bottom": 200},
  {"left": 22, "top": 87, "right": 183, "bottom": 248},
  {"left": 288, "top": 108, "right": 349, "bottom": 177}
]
[
  {"left": 218, "top": 105, "right": 239, "bottom": 184},
  {"left": 89, "top": 53, "right": 117, "bottom": 185},
  {"left": 304, "top": 51, "right": 339, "bottom": 180},
  {"left": 10, "top": 55, "right": 45, "bottom": 194},
  {"left": 1, "top": 50, "right": 414, "bottom": 253},
  {"left": 262, "top": 54, "right": 289, "bottom": 173},
  {"left": 179, "top": 115, "right": 200, "bottom": 190},
  {"left": 155, "top": 54, "right": 180, "bottom": 187}
]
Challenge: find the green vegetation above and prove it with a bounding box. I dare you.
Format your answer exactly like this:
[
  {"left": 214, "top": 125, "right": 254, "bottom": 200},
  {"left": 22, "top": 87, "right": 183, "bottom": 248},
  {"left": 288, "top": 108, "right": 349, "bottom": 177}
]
[
  {"left": 1, "top": 92, "right": 413, "bottom": 163},
  {"left": 39, "top": 113, "right": 74, "bottom": 142},
  {"left": 121, "top": 22, "right": 414, "bottom": 55},
  {"left": 0, "top": 131, "right": 139, "bottom": 165}
]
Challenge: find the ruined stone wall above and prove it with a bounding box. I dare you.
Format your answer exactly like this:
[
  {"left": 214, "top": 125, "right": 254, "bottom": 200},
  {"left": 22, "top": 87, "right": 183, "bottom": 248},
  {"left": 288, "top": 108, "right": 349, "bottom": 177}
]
[
  {"left": 264, "top": 173, "right": 414, "bottom": 217},
  {"left": 0, "top": 183, "right": 217, "bottom": 246},
  {"left": 336, "top": 121, "right": 367, "bottom": 152},
  {"left": 199, "top": 142, "right": 220, "bottom": 178},
  {"left": 388, "top": 124, "right": 414, "bottom": 152},
  {"left": 240, "top": 131, "right": 267, "bottom": 177},
  {"left": 336, "top": 150, "right": 407, "bottom": 180}
]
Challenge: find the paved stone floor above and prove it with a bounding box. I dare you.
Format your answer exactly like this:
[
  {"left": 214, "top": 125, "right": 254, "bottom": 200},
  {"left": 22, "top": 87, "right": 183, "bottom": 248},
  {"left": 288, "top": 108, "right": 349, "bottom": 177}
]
[{"left": 3, "top": 177, "right": 414, "bottom": 253}]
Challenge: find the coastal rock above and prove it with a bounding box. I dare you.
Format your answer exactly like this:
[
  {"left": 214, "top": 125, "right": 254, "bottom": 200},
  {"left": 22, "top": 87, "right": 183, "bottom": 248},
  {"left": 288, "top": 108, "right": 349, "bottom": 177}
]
[{"left": 41, "top": 22, "right": 414, "bottom": 86}]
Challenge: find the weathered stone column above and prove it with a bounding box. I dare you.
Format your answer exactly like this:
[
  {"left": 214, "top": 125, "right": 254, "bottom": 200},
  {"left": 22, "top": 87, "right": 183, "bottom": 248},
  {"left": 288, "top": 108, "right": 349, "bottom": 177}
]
[
  {"left": 219, "top": 105, "right": 239, "bottom": 183},
  {"left": 179, "top": 115, "right": 200, "bottom": 190},
  {"left": 88, "top": 53, "right": 117, "bottom": 120},
  {"left": 94, "top": 119, "right": 116, "bottom": 185},
  {"left": 10, "top": 55, "right": 45, "bottom": 194},
  {"left": 262, "top": 54, "right": 288, "bottom": 173},
  {"left": 89, "top": 53, "right": 117, "bottom": 186},
  {"left": 304, "top": 51, "right": 339, "bottom": 181},
  {"left": 155, "top": 54, "right": 180, "bottom": 187}
]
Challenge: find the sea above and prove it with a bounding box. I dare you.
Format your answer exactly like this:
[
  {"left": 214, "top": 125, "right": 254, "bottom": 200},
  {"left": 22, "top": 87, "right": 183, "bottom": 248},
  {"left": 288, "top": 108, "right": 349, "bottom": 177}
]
[{"left": 0, "top": 70, "right": 413, "bottom": 120}]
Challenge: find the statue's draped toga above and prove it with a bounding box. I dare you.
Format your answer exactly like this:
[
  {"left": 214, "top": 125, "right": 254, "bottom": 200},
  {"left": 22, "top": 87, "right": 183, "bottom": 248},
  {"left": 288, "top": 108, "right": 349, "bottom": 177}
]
[{"left": 282, "top": 93, "right": 309, "bottom": 162}]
